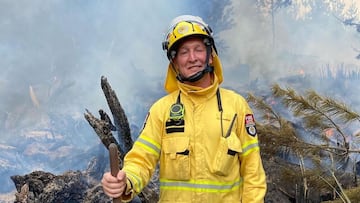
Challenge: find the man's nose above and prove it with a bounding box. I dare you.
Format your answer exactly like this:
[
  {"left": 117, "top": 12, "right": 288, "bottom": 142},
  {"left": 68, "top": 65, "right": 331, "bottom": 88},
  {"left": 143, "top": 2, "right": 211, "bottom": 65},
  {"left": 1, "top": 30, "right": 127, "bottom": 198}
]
[{"left": 188, "top": 50, "right": 197, "bottom": 61}]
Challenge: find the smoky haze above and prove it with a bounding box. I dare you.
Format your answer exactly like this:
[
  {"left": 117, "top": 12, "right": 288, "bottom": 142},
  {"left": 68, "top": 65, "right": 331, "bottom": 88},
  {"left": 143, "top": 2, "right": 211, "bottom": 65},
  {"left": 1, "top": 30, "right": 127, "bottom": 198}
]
[
  {"left": 0, "top": 1, "right": 186, "bottom": 133},
  {"left": 220, "top": 0, "right": 360, "bottom": 85},
  {"left": 0, "top": 0, "right": 360, "bottom": 196}
]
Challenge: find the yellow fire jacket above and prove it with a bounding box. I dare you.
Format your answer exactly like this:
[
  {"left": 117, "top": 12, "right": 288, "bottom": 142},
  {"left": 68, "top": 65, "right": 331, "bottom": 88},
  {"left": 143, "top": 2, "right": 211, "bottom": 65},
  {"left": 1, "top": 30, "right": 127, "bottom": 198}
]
[{"left": 122, "top": 75, "right": 266, "bottom": 202}]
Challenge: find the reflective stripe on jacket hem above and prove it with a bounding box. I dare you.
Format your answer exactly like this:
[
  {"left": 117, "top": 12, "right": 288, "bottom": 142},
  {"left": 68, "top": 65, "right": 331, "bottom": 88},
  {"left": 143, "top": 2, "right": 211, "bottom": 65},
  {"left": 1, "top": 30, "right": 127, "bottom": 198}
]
[{"left": 159, "top": 178, "right": 242, "bottom": 193}]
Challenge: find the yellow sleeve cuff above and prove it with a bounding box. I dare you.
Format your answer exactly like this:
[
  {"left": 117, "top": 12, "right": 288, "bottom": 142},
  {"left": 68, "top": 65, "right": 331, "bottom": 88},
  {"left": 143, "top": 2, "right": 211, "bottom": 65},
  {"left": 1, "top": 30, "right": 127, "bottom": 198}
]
[{"left": 120, "top": 178, "right": 135, "bottom": 203}]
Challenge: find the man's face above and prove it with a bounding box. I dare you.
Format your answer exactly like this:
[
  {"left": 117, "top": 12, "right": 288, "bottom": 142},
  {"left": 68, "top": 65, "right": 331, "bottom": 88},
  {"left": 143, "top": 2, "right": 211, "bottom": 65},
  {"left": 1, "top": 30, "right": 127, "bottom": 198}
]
[{"left": 173, "top": 37, "right": 212, "bottom": 78}]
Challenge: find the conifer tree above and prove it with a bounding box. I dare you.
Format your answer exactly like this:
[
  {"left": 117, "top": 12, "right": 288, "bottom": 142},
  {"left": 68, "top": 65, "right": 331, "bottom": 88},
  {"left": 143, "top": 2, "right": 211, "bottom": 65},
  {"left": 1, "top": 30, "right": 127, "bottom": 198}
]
[{"left": 247, "top": 83, "right": 360, "bottom": 202}]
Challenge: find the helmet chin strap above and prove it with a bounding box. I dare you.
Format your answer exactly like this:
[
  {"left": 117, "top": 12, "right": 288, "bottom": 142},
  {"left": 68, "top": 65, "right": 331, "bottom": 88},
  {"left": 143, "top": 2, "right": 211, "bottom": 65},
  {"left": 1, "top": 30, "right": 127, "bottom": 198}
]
[
  {"left": 175, "top": 39, "right": 213, "bottom": 83},
  {"left": 176, "top": 65, "right": 213, "bottom": 83}
]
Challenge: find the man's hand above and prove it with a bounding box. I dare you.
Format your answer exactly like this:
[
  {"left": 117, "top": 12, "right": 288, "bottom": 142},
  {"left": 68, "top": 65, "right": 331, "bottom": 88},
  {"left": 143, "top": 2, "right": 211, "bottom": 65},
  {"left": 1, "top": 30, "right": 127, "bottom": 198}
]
[{"left": 101, "top": 170, "right": 127, "bottom": 198}]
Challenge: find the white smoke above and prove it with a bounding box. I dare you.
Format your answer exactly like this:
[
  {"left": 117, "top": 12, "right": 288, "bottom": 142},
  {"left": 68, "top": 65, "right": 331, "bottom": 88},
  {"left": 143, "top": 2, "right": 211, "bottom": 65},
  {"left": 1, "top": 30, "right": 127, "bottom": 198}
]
[
  {"left": 219, "top": 0, "right": 360, "bottom": 85},
  {"left": 0, "top": 0, "right": 195, "bottom": 134}
]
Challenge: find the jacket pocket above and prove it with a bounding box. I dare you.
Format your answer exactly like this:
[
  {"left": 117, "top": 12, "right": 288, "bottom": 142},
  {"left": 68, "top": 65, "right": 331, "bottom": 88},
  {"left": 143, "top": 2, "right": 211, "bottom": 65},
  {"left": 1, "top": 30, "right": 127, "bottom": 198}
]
[
  {"left": 161, "top": 137, "right": 190, "bottom": 180},
  {"left": 211, "top": 132, "right": 242, "bottom": 176}
]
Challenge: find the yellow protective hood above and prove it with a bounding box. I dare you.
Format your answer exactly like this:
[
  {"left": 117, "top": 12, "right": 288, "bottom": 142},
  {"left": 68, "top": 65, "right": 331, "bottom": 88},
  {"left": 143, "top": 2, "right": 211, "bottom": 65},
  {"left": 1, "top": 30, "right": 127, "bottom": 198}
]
[{"left": 164, "top": 51, "right": 223, "bottom": 93}]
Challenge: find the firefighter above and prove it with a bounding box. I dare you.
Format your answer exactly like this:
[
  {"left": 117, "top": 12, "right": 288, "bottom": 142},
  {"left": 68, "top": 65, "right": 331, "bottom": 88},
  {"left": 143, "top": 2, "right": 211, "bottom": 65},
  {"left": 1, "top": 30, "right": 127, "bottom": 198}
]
[{"left": 101, "top": 15, "right": 267, "bottom": 202}]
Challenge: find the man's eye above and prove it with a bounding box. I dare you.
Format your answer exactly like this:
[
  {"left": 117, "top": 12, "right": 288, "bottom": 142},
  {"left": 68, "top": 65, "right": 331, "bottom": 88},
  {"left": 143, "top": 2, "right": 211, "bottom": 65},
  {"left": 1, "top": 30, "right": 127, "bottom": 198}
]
[
  {"left": 195, "top": 47, "right": 205, "bottom": 52},
  {"left": 179, "top": 50, "right": 188, "bottom": 55}
]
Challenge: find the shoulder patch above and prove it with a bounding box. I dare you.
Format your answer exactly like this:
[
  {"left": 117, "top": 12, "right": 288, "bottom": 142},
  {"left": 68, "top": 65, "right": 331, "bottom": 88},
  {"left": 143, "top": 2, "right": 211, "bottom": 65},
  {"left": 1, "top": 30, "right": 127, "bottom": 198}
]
[{"left": 245, "top": 114, "right": 257, "bottom": 137}]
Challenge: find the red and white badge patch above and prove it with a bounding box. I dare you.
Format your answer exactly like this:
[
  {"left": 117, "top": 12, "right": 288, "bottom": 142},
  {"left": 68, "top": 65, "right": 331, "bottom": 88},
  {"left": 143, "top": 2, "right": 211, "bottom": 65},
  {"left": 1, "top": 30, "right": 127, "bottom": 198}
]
[{"left": 245, "top": 114, "right": 257, "bottom": 137}]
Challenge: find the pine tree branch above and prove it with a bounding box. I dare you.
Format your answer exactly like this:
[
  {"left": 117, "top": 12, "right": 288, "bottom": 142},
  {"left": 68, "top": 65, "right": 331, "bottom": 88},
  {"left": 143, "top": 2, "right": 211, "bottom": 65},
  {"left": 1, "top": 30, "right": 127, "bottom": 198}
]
[
  {"left": 247, "top": 93, "right": 281, "bottom": 125},
  {"left": 272, "top": 84, "right": 350, "bottom": 152},
  {"left": 321, "top": 96, "right": 360, "bottom": 123}
]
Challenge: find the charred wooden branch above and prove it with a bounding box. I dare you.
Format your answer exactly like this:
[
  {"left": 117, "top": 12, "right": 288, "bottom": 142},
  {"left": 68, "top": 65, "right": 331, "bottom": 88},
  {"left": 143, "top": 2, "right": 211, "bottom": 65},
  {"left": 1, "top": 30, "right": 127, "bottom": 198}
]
[
  {"left": 101, "top": 76, "right": 133, "bottom": 154},
  {"left": 84, "top": 109, "right": 122, "bottom": 156},
  {"left": 84, "top": 76, "right": 159, "bottom": 202}
]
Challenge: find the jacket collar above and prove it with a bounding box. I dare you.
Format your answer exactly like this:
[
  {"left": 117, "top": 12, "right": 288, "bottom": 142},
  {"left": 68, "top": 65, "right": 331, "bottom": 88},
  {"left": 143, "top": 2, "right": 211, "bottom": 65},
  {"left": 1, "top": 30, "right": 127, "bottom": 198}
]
[{"left": 177, "top": 74, "right": 219, "bottom": 101}]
